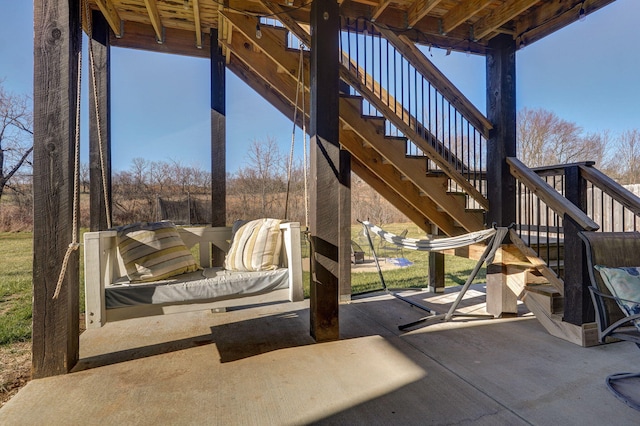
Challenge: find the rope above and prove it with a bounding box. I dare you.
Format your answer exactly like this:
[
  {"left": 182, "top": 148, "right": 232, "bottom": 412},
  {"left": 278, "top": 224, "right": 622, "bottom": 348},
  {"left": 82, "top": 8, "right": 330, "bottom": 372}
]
[
  {"left": 53, "top": 6, "right": 84, "bottom": 299},
  {"left": 300, "top": 45, "right": 309, "bottom": 228},
  {"left": 284, "top": 46, "right": 305, "bottom": 219},
  {"left": 85, "top": 0, "right": 112, "bottom": 229}
]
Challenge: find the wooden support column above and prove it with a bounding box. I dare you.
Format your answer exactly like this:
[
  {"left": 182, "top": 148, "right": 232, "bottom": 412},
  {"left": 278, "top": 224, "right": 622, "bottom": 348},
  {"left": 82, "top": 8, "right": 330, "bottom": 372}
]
[
  {"left": 211, "top": 29, "right": 226, "bottom": 266},
  {"left": 339, "top": 149, "right": 352, "bottom": 302},
  {"left": 309, "top": 0, "right": 340, "bottom": 341},
  {"left": 89, "top": 10, "right": 112, "bottom": 231},
  {"left": 32, "top": 0, "right": 81, "bottom": 377},
  {"left": 429, "top": 252, "right": 445, "bottom": 293},
  {"left": 485, "top": 33, "right": 517, "bottom": 317},
  {"left": 563, "top": 166, "right": 594, "bottom": 325}
]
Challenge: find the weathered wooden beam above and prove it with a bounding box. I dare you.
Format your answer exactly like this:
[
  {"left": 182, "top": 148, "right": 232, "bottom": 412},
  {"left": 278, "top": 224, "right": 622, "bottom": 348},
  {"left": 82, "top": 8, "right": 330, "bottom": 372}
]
[
  {"left": 210, "top": 29, "right": 226, "bottom": 266},
  {"left": 94, "top": 0, "right": 123, "bottom": 38},
  {"left": 309, "top": 0, "right": 340, "bottom": 342},
  {"left": 486, "top": 34, "right": 516, "bottom": 229},
  {"left": 473, "top": 0, "right": 538, "bottom": 41},
  {"left": 441, "top": 0, "right": 492, "bottom": 35},
  {"left": 89, "top": 10, "right": 112, "bottom": 232},
  {"left": 33, "top": 0, "right": 81, "bottom": 378},
  {"left": 407, "top": 0, "right": 442, "bottom": 28},
  {"left": 143, "top": 0, "right": 164, "bottom": 43}
]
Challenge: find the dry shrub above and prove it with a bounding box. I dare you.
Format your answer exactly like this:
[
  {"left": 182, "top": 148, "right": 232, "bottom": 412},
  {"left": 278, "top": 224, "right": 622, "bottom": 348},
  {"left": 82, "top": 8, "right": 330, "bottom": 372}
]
[{"left": 0, "top": 204, "right": 32, "bottom": 232}]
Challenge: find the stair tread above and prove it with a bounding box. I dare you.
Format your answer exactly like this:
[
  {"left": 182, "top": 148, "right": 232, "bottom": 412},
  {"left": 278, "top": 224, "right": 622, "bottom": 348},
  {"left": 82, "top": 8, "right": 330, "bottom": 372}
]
[{"left": 525, "top": 283, "right": 562, "bottom": 297}]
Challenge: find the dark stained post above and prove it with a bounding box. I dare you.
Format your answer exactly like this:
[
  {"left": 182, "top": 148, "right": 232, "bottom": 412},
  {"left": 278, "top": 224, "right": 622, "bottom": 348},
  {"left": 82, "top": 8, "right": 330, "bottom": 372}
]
[
  {"left": 339, "top": 149, "right": 352, "bottom": 302},
  {"left": 486, "top": 33, "right": 516, "bottom": 228},
  {"left": 337, "top": 64, "right": 351, "bottom": 301},
  {"left": 32, "top": 0, "right": 81, "bottom": 377},
  {"left": 563, "top": 166, "right": 593, "bottom": 325},
  {"left": 485, "top": 34, "right": 517, "bottom": 317},
  {"left": 428, "top": 251, "right": 445, "bottom": 293},
  {"left": 309, "top": 0, "right": 340, "bottom": 341},
  {"left": 211, "top": 29, "right": 226, "bottom": 266},
  {"left": 89, "top": 10, "right": 112, "bottom": 231}
]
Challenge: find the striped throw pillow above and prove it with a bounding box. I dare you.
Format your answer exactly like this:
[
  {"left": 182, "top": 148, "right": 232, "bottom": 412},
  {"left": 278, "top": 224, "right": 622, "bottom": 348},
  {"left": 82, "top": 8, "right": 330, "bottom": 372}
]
[
  {"left": 117, "top": 222, "right": 199, "bottom": 283},
  {"left": 224, "top": 218, "right": 282, "bottom": 271}
]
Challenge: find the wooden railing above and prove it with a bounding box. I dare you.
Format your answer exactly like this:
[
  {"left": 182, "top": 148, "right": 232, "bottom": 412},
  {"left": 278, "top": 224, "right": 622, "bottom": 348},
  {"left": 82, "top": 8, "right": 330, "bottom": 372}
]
[
  {"left": 509, "top": 157, "right": 640, "bottom": 326},
  {"left": 338, "top": 17, "right": 490, "bottom": 210}
]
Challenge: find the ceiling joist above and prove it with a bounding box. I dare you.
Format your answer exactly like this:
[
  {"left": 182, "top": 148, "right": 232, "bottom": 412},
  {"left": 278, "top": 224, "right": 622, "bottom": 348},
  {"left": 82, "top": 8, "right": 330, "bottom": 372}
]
[
  {"left": 441, "top": 0, "right": 492, "bottom": 35},
  {"left": 473, "top": 0, "right": 539, "bottom": 41},
  {"left": 371, "top": 0, "right": 392, "bottom": 23},
  {"left": 407, "top": 0, "right": 442, "bottom": 28},
  {"left": 94, "top": 0, "right": 123, "bottom": 38},
  {"left": 143, "top": 0, "right": 163, "bottom": 43},
  {"left": 192, "top": 0, "right": 203, "bottom": 48},
  {"left": 85, "top": 0, "right": 619, "bottom": 56}
]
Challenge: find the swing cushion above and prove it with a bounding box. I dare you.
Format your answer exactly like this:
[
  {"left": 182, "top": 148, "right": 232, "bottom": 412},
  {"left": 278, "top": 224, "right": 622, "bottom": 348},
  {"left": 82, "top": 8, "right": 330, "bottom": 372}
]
[
  {"left": 117, "top": 222, "right": 199, "bottom": 283},
  {"left": 224, "top": 218, "right": 283, "bottom": 272}
]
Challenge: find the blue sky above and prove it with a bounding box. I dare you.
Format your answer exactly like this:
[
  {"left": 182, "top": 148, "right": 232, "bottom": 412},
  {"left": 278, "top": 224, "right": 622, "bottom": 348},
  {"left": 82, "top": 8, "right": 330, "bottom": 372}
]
[{"left": 2, "top": 0, "right": 639, "bottom": 172}]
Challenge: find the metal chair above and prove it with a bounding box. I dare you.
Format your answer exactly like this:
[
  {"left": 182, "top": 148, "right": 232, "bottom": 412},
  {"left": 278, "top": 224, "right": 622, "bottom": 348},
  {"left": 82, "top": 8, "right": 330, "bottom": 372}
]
[{"left": 579, "top": 231, "right": 640, "bottom": 411}]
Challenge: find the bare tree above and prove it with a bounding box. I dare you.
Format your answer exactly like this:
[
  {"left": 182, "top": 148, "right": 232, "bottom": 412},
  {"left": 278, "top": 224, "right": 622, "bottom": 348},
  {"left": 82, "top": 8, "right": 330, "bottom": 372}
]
[
  {"left": 615, "top": 129, "right": 640, "bottom": 184},
  {"left": 80, "top": 162, "right": 90, "bottom": 193},
  {"left": 518, "top": 108, "right": 583, "bottom": 167},
  {"left": 0, "top": 84, "right": 33, "bottom": 202},
  {"left": 232, "top": 137, "right": 286, "bottom": 218}
]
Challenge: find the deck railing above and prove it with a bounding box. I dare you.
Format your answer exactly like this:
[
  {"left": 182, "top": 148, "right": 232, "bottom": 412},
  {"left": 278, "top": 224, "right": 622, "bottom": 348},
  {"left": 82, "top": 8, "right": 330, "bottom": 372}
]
[
  {"left": 338, "top": 18, "right": 491, "bottom": 208},
  {"left": 511, "top": 158, "right": 640, "bottom": 277},
  {"left": 509, "top": 158, "right": 600, "bottom": 279}
]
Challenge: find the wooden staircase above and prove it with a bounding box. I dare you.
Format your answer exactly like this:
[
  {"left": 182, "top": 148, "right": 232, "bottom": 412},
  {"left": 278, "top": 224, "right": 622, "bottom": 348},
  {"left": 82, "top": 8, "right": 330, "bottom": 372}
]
[
  {"left": 220, "top": 12, "right": 484, "bottom": 235},
  {"left": 218, "top": 12, "right": 632, "bottom": 346}
]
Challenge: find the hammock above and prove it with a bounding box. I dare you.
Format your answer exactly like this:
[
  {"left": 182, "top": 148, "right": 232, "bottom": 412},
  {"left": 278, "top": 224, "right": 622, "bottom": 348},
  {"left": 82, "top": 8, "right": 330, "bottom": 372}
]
[
  {"left": 358, "top": 220, "right": 510, "bottom": 330},
  {"left": 361, "top": 220, "right": 497, "bottom": 254}
]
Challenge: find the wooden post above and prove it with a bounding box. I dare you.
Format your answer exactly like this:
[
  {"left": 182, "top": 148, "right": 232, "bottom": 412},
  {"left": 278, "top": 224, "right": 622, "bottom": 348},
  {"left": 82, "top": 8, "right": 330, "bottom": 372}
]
[
  {"left": 563, "top": 166, "right": 594, "bottom": 325},
  {"left": 309, "top": 0, "right": 340, "bottom": 341},
  {"left": 485, "top": 33, "right": 517, "bottom": 317},
  {"left": 429, "top": 251, "right": 445, "bottom": 293},
  {"left": 89, "top": 10, "right": 112, "bottom": 231},
  {"left": 486, "top": 33, "right": 516, "bottom": 228},
  {"left": 211, "top": 29, "right": 226, "bottom": 266},
  {"left": 32, "top": 0, "right": 81, "bottom": 377},
  {"left": 339, "top": 149, "right": 352, "bottom": 302}
]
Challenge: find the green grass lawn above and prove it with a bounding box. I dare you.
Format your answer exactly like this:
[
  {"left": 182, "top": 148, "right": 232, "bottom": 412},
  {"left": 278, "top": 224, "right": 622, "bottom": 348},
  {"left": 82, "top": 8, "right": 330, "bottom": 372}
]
[
  {"left": 300, "top": 222, "right": 486, "bottom": 297},
  {"left": 0, "top": 223, "right": 485, "bottom": 346},
  {"left": 0, "top": 232, "right": 33, "bottom": 345}
]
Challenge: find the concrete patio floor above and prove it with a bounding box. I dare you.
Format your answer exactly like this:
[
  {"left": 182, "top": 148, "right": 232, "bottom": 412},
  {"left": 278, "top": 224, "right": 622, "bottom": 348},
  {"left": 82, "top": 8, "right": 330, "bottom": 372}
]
[{"left": 1, "top": 285, "right": 639, "bottom": 425}]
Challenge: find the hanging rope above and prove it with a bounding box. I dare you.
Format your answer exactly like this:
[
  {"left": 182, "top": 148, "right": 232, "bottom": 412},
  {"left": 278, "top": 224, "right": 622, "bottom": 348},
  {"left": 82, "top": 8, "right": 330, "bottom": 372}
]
[
  {"left": 85, "top": 0, "right": 112, "bottom": 230},
  {"left": 284, "top": 45, "right": 305, "bottom": 220},
  {"left": 53, "top": 3, "right": 84, "bottom": 299},
  {"left": 301, "top": 64, "right": 309, "bottom": 229}
]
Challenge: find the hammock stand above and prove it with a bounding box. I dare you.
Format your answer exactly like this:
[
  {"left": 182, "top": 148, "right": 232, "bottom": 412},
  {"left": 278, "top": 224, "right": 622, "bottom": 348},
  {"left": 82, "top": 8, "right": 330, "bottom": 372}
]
[{"left": 359, "top": 220, "right": 510, "bottom": 331}]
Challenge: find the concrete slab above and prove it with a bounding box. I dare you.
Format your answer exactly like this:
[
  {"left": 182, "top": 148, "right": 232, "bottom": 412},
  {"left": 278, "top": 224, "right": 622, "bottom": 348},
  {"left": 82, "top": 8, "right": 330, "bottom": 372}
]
[{"left": 1, "top": 286, "right": 639, "bottom": 425}]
